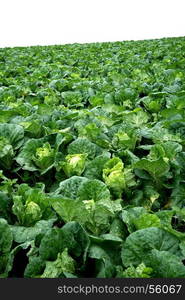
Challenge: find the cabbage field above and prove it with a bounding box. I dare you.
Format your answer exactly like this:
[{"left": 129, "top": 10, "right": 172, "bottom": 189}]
[{"left": 0, "top": 37, "right": 185, "bottom": 278}]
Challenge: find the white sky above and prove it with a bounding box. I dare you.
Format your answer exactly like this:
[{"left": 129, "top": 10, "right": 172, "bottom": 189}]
[{"left": 0, "top": 0, "right": 185, "bottom": 48}]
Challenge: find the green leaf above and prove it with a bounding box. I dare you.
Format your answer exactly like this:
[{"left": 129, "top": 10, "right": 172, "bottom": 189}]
[
  {"left": 88, "top": 245, "right": 115, "bottom": 278},
  {"left": 121, "top": 227, "right": 181, "bottom": 267},
  {"left": 0, "top": 218, "right": 13, "bottom": 276},
  {"left": 121, "top": 207, "right": 147, "bottom": 233},
  {"left": 51, "top": 197, "right": 89, "bottom": 224},
  {"left": 0, "top": 218, "right": 13, "bottom": 254},
  {"left": 77, "top": 179, "right": 111, "bottom": 201},
  {"left": 133, "top": 213, "right": 161, "bottom": 230},
  {"left": 41, "top": 249, "right": 75, "bottom": 278},
  {"left": 148, "top": 249, "right": 185, "bottom": 277},
  {"left": 134, "top": 158, "right": 170, "bottom": 179},
  {"left": 54, "top": 176, "right": 88, "bottom": 199},
  {"left": 83, "top": 155, "right": 110, "bottom": 180},
  {"left": 24, "top": 256, "right": 46, "bottom": 278},
  {"left": 0, "top": 123, "right": 24, "bottom": 149},
  {"left": 61, "top": 222, "right": 90, "bottom": 260},
  {"left": 10, "top": 219, "right": 56, "bottom": 243},
  {"left": 39, "top": 228, "right": 64, "bottom": 261},
  {"left": 0, "top": 192, "right": 12, "bottom": 222}
]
